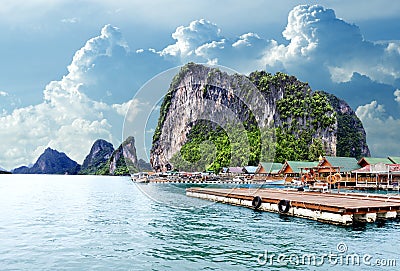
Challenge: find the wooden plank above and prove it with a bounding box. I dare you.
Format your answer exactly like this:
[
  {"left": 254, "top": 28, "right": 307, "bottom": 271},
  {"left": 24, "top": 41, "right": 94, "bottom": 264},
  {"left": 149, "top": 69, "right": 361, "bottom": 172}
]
[{"left": 186, "top": 188, "right": 400, "bottom": 215}]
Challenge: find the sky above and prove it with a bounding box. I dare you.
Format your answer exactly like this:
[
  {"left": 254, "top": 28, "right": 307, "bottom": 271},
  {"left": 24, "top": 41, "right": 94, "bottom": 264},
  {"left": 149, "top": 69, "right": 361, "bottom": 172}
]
[{"left": 0, "top": 0, "right": 400, "bottom": 170}]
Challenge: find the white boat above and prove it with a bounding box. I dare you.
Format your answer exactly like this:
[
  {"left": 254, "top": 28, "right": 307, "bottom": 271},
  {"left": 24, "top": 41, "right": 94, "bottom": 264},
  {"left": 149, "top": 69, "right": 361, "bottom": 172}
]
[
  {"left": 309, "top": 181, "right": 329, "bottom": 193},
  {"left": 131, "top": 172, "right": 149, "bottom": 183}
]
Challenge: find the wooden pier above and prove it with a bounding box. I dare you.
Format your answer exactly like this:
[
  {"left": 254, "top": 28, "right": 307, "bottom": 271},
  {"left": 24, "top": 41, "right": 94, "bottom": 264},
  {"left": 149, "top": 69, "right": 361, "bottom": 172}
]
[{"left": 186, "top": 188, "right": 400, "bottom": 225}]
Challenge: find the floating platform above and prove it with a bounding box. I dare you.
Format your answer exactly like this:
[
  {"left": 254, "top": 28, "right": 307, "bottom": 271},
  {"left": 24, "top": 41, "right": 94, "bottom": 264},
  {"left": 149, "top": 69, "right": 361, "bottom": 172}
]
[{"left": 186, "top": 188, "right": 400, "bottom": 225}]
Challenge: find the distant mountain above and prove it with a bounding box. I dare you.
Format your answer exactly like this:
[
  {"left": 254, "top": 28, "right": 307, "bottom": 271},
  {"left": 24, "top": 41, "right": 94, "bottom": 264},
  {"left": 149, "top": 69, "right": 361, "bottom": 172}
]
[
  {"left": 0, "top": 166, "right": 11, "bottom": 174},
  {"left": 94, "top": 136, "right": 154, "bottom": 175},
  {"left": 108, "top": 136, "right": 139, "bottom": 175},
  {"left": 12, "top": 166, "right": 30, "bottom": 174},
  {"left": 9, "top": 137, "right": 152, "bottom": 176},
  {"left": 138, "top": 159, "right": 152, "bottom": 171},
  {"left": 79, "top": 139, "right": 114, "bottom": 175},
  {"left": 13, "top": 148, "right": 80, "bottom": 174}
]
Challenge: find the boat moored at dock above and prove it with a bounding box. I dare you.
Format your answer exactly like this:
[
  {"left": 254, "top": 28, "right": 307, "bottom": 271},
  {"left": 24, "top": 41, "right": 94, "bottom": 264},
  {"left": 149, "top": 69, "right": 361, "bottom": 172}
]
[{"left": 131, "top": 172, "right": 149, "bottom": 183}]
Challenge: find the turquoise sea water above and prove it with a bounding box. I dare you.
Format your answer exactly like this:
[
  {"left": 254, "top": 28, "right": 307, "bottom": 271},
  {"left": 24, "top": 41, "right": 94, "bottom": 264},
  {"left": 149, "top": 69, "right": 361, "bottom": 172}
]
[{"left": 0, "top": 175, "right": 399, "bottom": 271}]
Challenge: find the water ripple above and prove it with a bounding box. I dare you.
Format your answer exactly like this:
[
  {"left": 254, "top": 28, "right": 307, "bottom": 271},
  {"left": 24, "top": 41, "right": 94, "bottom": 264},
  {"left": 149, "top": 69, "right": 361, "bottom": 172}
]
[{"left": 0, "top": 175, "right": 399, "bottom": 270}]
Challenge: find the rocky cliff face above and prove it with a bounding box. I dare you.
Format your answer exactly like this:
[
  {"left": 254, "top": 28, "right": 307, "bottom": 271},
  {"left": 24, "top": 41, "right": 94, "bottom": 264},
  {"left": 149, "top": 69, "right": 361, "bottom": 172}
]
[
  {"left": 150, "top": 63, "right": 370, "bottom": 171},
  {"left": 13, "top": 147, "right": 80, "bottom": 174},
  {"left": 138, "top": 159, "right": 152, "bottom": 171},
  {"left": 151, "top": 64, "right": 276, "bottom": 171},
  {"left": 109, "top": 136, "right": 139, "bottom": 175},
  {"left": 79, "top": 139, "right": 114, "bottom": 174},
  {"left": 325, "top": 93, "right": 371, "bottom": 158}
]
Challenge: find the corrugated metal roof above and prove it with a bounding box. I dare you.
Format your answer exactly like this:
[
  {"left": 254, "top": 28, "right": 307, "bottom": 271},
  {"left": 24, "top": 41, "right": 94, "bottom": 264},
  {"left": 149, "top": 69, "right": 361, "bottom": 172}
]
[
  {"left": 322, "top": 156, "right": 360, "bottom": 172},
  {"left": 283, "top": 161, "right": 318, "bottom": 174},
  {"left": 352, "top": 165, "right": 372, "bottom": 173},
  {"left": 243, "top": 166, "right": 258, "bottom": 174},
  {"left": 353, "top": 163, "right": 400, "bottom": 173},
  {"left": 228, "top": 167, "right": 244, "bottom": 173},
  {"left": 359, "top": 157, "right": 392, "bottom": 165},
  {"left": 258, "top": 162, "right": 283, "bottom": 174}
]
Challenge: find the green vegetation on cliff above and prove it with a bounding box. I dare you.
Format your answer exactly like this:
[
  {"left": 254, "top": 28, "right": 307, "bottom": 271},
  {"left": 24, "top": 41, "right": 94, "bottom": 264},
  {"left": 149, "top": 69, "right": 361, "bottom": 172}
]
[
  {"left": 171, "top": 71, "right": 336, "bottom": 171},
  {"left": 324, "top": 92, "right": 369, "bottom": 158},
  {"left": 153, "top": 65, "right": 370, "bottom": 172},
  {"left": 170, "top": 120, "right": 264, "bottom": 172},
  {"left": 250, "top": 71, "right": 335, "bottom": 163},
  {"left": 78, "top": 140, "right": 114, "bottom": 175}
]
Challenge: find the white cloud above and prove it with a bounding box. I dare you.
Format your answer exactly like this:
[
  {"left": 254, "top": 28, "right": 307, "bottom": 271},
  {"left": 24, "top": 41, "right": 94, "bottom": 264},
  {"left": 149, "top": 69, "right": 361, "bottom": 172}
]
[
  {"left": 112, "top": 100, "right": 132, "bottom": 116},
  {"left": 159, "top": 19, "right": 269, "bottom": 73},
  {"left": 61, "top": 17, "right": 78, "bottom": 23},
  {"left": 156, "top": 6, "right": 400, "bottom": 82},
  {"left": 161, "top": 19, "right": 222, "bottom": 60},
  {"left": 0, "top": 86, "right": 116, "bottom": 169},
  {"left": 0, "top": 91, "right": 8, "bottom": 96},
  {"left": 48, "top": 118, "right": 112, "bottom": 162},
  {"left": 2, "top": 5, "right": 400, "bottom": 168},
  {"left": 232, "top": 33, "right": 261, "bottom": 48},
  {"left": 355, "top": 100, "right": 386, "bottom": 120},
  {"left": 262, "top": 5, "right": 400, "bottom": 86},
  {"left": 67, "top": 24, "right": 128, "bottom": 82},
  {"left": 0, "top": 25, "right": 137, "bottom": 169},
  {"left": 356, "top": 101, "right": 400, "bottom": 157},
  {"left": 394, "top": 89, "right": 400, "bottom": 103}
]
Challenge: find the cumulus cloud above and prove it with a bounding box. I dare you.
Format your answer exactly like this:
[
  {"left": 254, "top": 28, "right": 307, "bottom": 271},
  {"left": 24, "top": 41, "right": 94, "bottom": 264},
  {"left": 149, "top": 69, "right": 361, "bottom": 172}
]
[
  {"left": 0, "top": 91, "right": 8, "bottom": 96},
  {"left": 2, "top": 5, "right": 400, "bottom": 168},
  {"left": 0, "top": 25, "right": 142, "bottom": 170},
  {"left": 356, "top": 100, "right": 400, "bottom": 156},
  {"left": 394, "top": 89, "right": 400, "bottom": 103},
  {"left": 69, "top": 24, "right": 128, "bottom": 73},
  {"left": 157, "top": 7, "right": 400, "bottom": 86},
  {"left": 159, "top": 19, "right": 268, "bottom": 73},
  {"left": 356, "top": 101, "right": 386, "bottom": 120},
  {"left": 263, "top": 5, "right": 400, "bottom": 86},
  {"left": 161, "top": 19, "right": 222, "bottom": 59},
  {"left": 0, "top": 22, "right": 179, "bottom": 169},
  {"left": 0, "top": 84, "right": 118, "bottom": 169}
]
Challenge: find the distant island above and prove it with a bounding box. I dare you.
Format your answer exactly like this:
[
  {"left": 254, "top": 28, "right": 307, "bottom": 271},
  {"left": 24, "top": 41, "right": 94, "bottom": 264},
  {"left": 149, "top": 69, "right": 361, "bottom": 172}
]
[
  {"left": 0, "top": 167, "right": 11, "bottom": 174},
  {"left": 10, "top": 136, "right": 151, "bottom": 176},
  {"left": 5, "top": 63, "right": 372, "bottom": 175}
]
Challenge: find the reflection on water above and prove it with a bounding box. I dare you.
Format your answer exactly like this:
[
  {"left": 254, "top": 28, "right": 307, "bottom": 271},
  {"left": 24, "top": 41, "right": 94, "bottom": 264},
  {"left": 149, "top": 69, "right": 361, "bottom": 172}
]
[{"left": 0, "top": 175, "right": 399, "bottom": 270}]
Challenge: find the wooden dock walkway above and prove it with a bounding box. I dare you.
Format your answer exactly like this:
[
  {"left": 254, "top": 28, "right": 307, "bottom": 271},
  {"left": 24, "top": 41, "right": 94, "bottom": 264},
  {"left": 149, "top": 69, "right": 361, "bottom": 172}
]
[{"left": 186, "top": 188, "right": 400, "bottom": 225}]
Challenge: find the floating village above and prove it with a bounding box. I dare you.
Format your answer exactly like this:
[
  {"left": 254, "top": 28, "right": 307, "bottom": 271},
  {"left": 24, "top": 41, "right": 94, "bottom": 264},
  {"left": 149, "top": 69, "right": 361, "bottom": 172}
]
[
  {"left": 135, "top": 155, "right": 400, "bottom": 190},
  {"left": 132, "top": 155, "right": 400, "bottom": 226}
]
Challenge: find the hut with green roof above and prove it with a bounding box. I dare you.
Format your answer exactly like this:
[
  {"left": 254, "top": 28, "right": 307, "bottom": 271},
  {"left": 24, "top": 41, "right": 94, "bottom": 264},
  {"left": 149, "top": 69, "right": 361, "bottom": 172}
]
[
  {"left": 358, "top": 157, "right": 393, "bottom": 168},
  {"left": 279, "top": 161, "right": 319, "bottom": 179}
]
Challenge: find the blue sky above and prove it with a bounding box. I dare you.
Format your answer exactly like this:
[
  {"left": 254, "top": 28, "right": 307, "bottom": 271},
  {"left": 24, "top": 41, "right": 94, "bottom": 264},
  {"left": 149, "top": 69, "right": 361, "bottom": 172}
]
[{"left": 0, "top": 0, "right": 400, "bottom": 170}]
